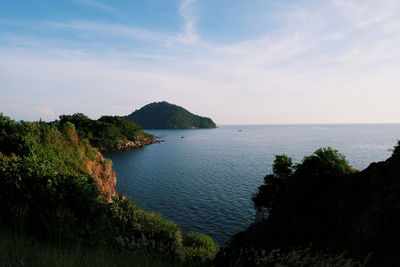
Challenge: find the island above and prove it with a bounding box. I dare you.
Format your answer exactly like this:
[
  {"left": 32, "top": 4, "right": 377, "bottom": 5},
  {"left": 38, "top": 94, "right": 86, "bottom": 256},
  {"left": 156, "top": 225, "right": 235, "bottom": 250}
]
[{"left": 125, "top": 101, "right": 217, "bottom": 129}]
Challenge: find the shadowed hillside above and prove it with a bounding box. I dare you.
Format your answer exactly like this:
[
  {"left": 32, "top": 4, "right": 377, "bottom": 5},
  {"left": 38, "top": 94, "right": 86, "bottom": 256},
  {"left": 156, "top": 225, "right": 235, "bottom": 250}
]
[{"left": 215, "top": 144, "right": 400, "bottom": 266}]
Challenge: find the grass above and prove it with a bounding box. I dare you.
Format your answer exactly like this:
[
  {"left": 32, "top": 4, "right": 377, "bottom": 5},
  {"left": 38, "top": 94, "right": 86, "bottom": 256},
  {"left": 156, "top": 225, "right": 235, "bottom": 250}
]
[
  {"left": 265, "top": 248, "right": 370, "bottom": 267},
  {"left": 219, "top": 247, "right": 369, "bottom": 267},
  {"left": 0, "top": 231, "right": 182, "bottom": 267}
]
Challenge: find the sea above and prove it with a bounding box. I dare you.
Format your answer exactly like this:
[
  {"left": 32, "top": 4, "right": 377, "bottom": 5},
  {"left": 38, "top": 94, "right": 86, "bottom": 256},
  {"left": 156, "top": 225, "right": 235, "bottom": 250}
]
[{"left": 104, "top": 124, "right": 400, "bottom": 245}]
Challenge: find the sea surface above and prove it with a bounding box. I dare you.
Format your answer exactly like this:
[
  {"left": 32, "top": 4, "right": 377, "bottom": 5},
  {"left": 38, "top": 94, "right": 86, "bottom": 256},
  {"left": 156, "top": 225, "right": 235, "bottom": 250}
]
[{"left": 104, "top": 124, "right": 400, "bottom": 244}]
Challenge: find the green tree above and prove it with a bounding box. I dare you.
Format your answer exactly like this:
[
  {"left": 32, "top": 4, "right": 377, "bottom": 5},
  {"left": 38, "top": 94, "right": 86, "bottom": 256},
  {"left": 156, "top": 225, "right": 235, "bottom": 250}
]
[
  {"left": 295, "top": 147, "right": 351, "bottom": 178},
  {"left": 252, "top": 154, "right": 293, "bottom": 214},
  {"left": 252, "top": 148, "right": 352, "bottom": 216}
]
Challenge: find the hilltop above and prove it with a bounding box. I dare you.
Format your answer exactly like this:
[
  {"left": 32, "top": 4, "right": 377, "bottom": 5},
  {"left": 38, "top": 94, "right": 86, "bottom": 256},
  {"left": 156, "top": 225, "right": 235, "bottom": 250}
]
[{"left": 125, "top": 101, "right": 217, "bottom": 129}]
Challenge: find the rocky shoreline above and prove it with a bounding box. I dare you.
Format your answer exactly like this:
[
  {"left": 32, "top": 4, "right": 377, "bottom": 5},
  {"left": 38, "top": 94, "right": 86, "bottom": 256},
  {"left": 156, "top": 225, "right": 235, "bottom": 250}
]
[{"left": 100, "top": 137, "right": 160, "bottom": 152}]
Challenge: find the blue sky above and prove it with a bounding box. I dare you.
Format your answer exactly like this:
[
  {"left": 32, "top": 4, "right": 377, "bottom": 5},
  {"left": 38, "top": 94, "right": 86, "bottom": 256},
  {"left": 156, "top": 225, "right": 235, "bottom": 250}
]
[{"left": 1, "top": 0, "right": 400, "bottom": 124}]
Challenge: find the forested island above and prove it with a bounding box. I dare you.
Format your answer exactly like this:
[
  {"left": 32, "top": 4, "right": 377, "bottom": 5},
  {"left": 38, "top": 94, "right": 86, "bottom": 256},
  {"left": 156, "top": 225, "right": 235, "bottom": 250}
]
[
  {"left": 125, "top": 101, "right": 217, "bottom": 129},
  {"left": 1, "top": 112, "right": 400, "bottom": 266}
]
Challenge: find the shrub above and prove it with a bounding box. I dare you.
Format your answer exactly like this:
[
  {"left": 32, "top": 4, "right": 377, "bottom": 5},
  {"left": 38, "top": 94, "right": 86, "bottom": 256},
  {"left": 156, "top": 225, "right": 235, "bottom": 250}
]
[
  {"left": 392, "top": 140, "right": 400, "bottom": 157},
  {"left": 183, "top": 232, "right": 219, "bottom": 264}
]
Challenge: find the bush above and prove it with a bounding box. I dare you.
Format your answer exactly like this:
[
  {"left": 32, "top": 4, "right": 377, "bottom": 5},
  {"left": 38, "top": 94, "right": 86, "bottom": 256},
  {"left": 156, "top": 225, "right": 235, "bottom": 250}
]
[
  {"left": 183, "top": 232, "right": 219, "bottom": 264},
  {"left": 392, "top": 140, "right": 400, "bottom": 157},
  {"left": 253, "top": 148, "right": 353, "bottom": 216},
  {"left": 104, "top": 197, "right": 184, "bottom": 257}
]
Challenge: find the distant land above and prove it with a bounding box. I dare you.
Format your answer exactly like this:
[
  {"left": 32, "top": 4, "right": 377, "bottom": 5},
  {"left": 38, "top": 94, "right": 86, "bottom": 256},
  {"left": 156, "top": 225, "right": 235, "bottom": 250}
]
[{"left": 125, "top": 101, "right": 217, "bottom": 129}]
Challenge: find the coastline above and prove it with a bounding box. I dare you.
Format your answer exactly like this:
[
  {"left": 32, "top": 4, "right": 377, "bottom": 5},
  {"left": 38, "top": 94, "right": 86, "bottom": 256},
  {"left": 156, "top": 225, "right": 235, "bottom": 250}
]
[{"left": 100, "top": 137, "right": 160, "bottom": 152}]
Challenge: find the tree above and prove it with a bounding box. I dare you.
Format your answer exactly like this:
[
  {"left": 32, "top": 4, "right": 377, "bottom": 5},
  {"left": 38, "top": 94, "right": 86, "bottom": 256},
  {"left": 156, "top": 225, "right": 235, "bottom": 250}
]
[
  {"left": 252, "top": 154, "right": 293, "bottom": 214},
  {"left": 252, "top": 148, "right": 353, "bottom": 217},
  {"left": 295, "top": 147, "right": 351, "bottom": 178}
]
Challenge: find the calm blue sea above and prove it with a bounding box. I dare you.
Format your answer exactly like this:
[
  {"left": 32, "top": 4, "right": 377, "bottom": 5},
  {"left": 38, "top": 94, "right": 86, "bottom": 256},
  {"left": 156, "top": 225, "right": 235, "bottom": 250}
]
[{"left": 104, "top": 124, "right": 400, "bottom": 244}]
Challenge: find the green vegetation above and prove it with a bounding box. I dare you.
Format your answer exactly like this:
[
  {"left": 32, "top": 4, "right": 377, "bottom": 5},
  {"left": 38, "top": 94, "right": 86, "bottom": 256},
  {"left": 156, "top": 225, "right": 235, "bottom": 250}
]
[
  {"left": 0, "top": 114, "right": 97, "bottom": 176},
  {"left": 217, "top": 144, "right": 400, "bottom": 266},
  {"left": 183, "top": 233, "right": 219, "bottom": 265},
  {"left": 58, "top": 113, "right": 155, "bottom": 150},
  {"left": 0, "top": 113, "right": 217, "bottom": 266},
  {"left": 215, "top": 147, "right": 371, "bottom": 266},
  {"left": 0, "top": 230, "right": 179, "bottom": 267},
  {"left": 215, "top": 247, "right": 366, "bottom": 267},
  {"left": 252, "top": 148, "right": 353, "bottom": 216},
  {"left": 125, "top": 101, "right": 217, "bottom": 129}
]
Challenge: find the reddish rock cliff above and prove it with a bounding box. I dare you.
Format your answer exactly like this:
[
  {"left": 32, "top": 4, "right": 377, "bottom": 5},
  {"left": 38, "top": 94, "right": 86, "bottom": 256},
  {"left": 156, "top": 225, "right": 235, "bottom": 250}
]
[
  {"left": 86, "top": 153, "right": 117, "bottom": 201},
  {"left": 86, "top": 138, "right": 158, "bottom": 201}
]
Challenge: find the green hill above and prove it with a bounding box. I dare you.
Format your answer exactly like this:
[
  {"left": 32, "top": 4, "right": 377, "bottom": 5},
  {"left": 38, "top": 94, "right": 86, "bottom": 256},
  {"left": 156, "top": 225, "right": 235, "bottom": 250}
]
[{"left": 125, "top": 102, "right": 217, "bottom": 129}]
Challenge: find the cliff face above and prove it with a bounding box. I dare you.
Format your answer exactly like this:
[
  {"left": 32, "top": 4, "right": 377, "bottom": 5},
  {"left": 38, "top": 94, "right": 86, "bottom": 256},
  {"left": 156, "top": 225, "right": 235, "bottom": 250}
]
[
  {"left": 86, "top": 138, "right": 159, "bottom": 200},
  {"left": 348, "top": 154, "right": 400, "bottom": 263},
  {"left": 86, "top": 153, "right": 117, "bottom": 201}
]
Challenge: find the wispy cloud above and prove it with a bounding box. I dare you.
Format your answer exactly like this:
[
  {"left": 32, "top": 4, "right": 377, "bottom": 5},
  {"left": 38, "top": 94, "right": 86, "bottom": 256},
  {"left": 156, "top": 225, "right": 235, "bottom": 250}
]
[
  {"left": 45, "top": 21, "right": 167, "bottom": 42},
  {"left": 178, "top": 0, "right": 198, "bottom": 43},
  {"left": 74, "top": 0, "right": 122, "bottom": 18}
]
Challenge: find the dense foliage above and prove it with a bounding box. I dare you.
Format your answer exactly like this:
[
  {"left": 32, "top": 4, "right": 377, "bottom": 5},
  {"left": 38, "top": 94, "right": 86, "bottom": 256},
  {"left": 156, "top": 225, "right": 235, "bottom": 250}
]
[
  {"left": 125, "top": 101, "right": 217, "bottom": 129},
  {"left": 183, "top": 233, "right": 219, "bottom": 264},
  {"left": 0, "top": 114, "right": 217, "bottom": 265},
  {"left": 252, "top": 148, "right": 353, "bottom": 216},
  {"left": 216, "top": 145, "right": 400, "bottom": 266},
  {"left": 59, "top": 113, "right": 154, "bottom": 150},
  {"left": 216, "top": 148, "right": 368, "bottom": 266}
]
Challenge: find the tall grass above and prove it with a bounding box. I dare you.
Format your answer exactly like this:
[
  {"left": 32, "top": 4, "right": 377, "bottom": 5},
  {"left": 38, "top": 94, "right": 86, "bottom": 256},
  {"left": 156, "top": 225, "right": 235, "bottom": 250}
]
[
  {"left": 0, "top": 231, "right": 181, "bottom": 267},
  {"left": 217, "top": 247, "right": 369, "bottom": 267}
]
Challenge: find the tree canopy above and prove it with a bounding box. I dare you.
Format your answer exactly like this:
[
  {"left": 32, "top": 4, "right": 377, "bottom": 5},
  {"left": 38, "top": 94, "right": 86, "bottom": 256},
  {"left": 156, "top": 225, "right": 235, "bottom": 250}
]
[
  {"left": 252, "top": 147, "right": 353, "bottom": 216},
  {"left": 58, "top": 113, "right": 154, "bottom": 150}
]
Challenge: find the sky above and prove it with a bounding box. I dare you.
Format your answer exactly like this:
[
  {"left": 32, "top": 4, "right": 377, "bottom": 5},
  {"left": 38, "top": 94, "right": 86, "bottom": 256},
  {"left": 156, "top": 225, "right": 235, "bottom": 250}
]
[{"left": 1, "top": 0, "right": 400, "bottom": 124}]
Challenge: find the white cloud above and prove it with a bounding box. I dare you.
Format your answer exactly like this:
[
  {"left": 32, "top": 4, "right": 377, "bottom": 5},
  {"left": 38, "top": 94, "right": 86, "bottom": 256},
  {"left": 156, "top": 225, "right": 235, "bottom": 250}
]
[
  {"left": 178, "top": 0, "right": 199, "bottom": 43},
  {"left": 0, "top": 103, "right": 56, "bottom": 121}
]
